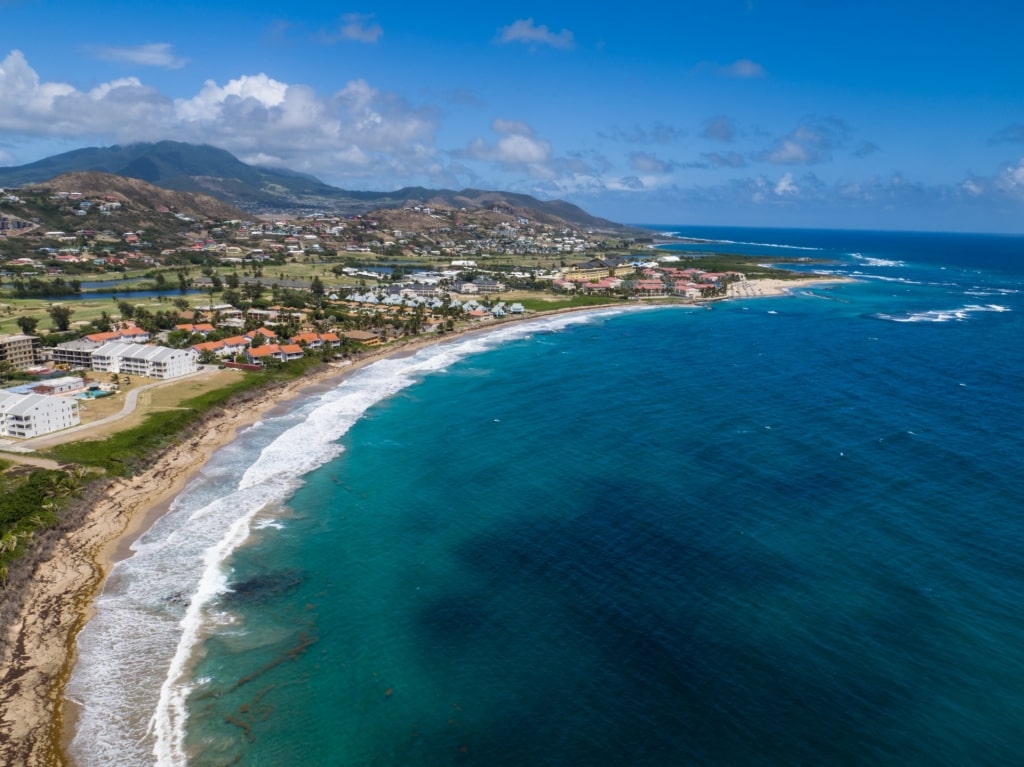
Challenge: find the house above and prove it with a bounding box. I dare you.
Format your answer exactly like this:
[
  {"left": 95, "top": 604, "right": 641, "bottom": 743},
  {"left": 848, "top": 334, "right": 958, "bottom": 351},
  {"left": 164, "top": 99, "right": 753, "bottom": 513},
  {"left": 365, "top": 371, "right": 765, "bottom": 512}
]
[
  {"left": 118, "top": 326, "right": 151, "bottom": 343},
  {"left": 246, "top": 327, "right": 278, "bottom": 343},
  {"left": 175, "top": 323, "right": 216, "bottom": 337},
  {"left": 279, "top": 343, "right": 304, "bottom": 361},
  {"left": 220, "top": 336, "right": 251, "bottom": 357},
  {"left": 192, "top": 340, "right": 228, "bottom": 358},
  {"left": 245, "top": 344, "right": 283, "bottom": 365},
  {"left": 634, "top": 279, "right": 666, "bottom": 297},
  {"left": 339, "top": 330, "right": 380, "bottom": 346}
]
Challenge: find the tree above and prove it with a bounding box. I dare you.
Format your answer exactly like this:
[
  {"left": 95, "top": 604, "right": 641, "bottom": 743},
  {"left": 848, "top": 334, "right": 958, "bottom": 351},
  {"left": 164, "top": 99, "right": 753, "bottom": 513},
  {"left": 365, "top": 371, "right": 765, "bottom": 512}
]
[
  {"left": 47, "top": 304, "right": 74, "bottom": 332},
  {"left": 93, "top": 311, "right": 112, "bottom": 333},
  {"left": 15, "top": 316, "right": 38, "bottom": 335},
  {"left": 117, "top": 300, "right": 135, "bottom": 320}
]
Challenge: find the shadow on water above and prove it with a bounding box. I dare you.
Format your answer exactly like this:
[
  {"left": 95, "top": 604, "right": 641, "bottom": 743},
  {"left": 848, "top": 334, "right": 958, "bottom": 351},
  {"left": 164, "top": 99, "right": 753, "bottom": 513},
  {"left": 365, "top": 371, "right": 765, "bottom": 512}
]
[
  {"left": 220, "top": 568, "right": 305, "bottom": 606},
  {"left": 413, "top": 478, "right": 947, "bottom": 766}
]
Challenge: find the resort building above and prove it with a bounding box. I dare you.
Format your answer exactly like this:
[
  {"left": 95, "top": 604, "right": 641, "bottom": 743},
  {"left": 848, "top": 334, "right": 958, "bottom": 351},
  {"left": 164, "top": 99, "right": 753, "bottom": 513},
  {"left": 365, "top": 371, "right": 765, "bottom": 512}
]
[
  {"left": 0, "top": 391, "right": 80, "bottom": 438},
  {"left": 50, "top": 339, "right": 103, "bottom": 370},
  {"left": 89, "top": 342, "right": 199, "bottom": 379},
  {"left": 0, "top": 334, "right": 42, "bottom": 371}
]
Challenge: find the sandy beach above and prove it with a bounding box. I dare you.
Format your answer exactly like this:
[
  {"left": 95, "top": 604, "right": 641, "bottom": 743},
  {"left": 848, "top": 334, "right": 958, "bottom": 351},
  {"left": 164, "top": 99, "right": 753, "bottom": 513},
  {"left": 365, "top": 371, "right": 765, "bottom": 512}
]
[
  {"left": 0, "top": 278, "right": 849, "bottom": 765},
  {"left": 0, "top": 331, "right": 452, "bottom": 766}
]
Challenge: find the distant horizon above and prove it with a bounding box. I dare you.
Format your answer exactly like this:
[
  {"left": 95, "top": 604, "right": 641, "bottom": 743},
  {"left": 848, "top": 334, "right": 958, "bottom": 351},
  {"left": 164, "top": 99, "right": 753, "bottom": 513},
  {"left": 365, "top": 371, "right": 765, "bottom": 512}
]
[{"left": 4, "top": 137, "right": 1024, "bottom": 238}]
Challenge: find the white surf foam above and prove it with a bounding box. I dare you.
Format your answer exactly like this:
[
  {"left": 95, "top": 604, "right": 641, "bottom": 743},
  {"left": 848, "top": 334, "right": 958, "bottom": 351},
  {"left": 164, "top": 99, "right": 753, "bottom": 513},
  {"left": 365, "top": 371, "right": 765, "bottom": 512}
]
[
  {"left": 873, "top": 304, "right": 1011, "bottom": 323},
  {"left": 852, "top": 254, "right": 905, "bottom": 267},
  {"left": 68, "top": 308, "right": 630, "bottom": 767}
]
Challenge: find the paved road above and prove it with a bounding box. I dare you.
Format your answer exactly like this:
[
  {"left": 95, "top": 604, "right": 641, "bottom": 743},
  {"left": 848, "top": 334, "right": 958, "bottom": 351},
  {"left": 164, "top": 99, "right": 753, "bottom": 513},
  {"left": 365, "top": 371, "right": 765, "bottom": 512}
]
[{"left": 2, "top": 366, "right": 218, "bottom": 454}]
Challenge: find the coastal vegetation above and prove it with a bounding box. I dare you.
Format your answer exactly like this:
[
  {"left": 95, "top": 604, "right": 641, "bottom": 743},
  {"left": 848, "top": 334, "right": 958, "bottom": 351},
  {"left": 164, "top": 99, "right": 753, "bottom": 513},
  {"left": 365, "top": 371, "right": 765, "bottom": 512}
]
[{"left": 0, "top": 467, "right": 87, "bottom": 589}]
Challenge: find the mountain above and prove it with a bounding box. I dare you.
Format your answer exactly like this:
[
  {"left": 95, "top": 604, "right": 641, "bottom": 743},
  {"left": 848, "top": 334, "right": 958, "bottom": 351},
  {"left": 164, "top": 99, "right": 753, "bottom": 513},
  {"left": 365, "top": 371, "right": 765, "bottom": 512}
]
[{"left": 0, "top": 141, "right": 629, "bottom": 232}]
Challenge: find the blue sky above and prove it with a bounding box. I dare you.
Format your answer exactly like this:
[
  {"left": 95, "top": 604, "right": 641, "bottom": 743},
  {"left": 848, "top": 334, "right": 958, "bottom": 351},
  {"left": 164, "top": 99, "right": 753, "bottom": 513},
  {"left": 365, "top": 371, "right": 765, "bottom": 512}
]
[{"left": 2, "top": 0, "right": 1023, "bottom": 232}]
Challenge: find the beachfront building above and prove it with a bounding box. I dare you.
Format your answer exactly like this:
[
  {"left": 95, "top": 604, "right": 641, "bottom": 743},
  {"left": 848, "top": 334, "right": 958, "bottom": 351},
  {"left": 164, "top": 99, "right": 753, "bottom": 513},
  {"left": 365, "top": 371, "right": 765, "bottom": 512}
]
[
  {"left": 0, "top": 391, "right": 80, "bottom": 438},
  {"left": 560, "top": 257, "right": 637, "bottom": 283},
  {"left": 90, "top": 342, "right": 199, "bottom": 379},
  {"left": 50, "top": 339, "right": 102, "bottom": 370},
  {"left": 244, "top": 343, "right": 304, "bottom": 366},
  {"left": 0, "top": 333, "right": 43, "bottom": 371}
]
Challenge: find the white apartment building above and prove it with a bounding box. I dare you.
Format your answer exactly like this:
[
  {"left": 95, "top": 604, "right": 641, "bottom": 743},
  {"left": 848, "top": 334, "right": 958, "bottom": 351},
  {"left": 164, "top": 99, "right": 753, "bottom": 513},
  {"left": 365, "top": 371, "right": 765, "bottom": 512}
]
[
  {"left": 90, "top": 342, "right": 199, "bottom": 379},
  {"left": 0, "top": 392, "right": 80, "bottom": 438}
]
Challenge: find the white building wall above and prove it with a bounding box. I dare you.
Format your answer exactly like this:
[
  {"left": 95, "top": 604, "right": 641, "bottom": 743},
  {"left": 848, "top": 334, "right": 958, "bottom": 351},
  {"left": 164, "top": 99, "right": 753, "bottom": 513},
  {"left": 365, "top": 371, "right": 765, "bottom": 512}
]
[{"left": 0, "top": 392, "right": 80, "bottom": 438}]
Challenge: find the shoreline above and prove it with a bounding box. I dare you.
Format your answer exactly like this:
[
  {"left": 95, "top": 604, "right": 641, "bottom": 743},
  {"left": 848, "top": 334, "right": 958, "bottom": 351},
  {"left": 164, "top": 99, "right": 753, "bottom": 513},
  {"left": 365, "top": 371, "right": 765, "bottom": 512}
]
[{"left": 0, "top": 278, "right": 849, "bottom": 765}]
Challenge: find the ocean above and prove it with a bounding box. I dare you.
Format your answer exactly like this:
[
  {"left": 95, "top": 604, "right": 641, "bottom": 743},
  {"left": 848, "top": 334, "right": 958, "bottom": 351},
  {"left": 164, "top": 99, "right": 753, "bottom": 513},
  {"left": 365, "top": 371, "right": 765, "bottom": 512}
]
[{"left": 66, "top": 227, "right": 1024, "bottom": 766}]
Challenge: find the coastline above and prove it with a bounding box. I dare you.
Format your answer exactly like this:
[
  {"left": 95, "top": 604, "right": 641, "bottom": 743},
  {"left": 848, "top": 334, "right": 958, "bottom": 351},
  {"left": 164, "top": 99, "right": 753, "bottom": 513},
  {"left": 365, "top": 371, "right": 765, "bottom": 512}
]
[{"left": 0, "top": 278, "right": 848, "bottom": 765}]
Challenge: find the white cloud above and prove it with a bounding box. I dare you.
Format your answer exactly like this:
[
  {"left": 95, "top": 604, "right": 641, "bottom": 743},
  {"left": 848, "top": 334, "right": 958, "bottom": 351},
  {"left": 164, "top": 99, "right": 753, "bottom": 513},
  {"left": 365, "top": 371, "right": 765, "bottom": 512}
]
[
  {"left": 498, "top": 19, "right": 575, "bottom": 50},
  {"left": 0, "top": 50, "right": 436, "bottom": 181},
  {"left": 774, "top": 172, "right": 799, "bottom": 196},
  {"left": 89, "top": 43, "right": 188, "bottom": 70},
  {"left": 460, "top": 118, "right": 551, "bottom": 172},
  {"left": 0, "top": 50, "right": 171, "bottom": 137},
  {"left": 335, "top": 13, "right": 383, "bottom": 43},
  {"left": 996, "top": 158, "right": 1024, "bottom": 196},
  {"left": 497, "top": 134, "right": 550, "bottom": 164},
  {"left": 961, "top": 179, "right": 983, "bottom": 197},
  {"left": 760, "top": 120, "right": 849, "bottom": 165},
  {"left": 630, "top": 152, "right": 673, "bottom": 174},
  {"left": 492, "top": 118, "right": 534, "bottom": 137}
]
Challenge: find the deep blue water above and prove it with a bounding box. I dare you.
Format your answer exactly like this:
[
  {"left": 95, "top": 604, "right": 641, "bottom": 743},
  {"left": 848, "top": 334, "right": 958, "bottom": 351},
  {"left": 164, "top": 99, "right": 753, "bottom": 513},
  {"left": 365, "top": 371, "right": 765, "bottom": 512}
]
[{"left": 68, "top": 228, "right": 1024, "bottom": 766}]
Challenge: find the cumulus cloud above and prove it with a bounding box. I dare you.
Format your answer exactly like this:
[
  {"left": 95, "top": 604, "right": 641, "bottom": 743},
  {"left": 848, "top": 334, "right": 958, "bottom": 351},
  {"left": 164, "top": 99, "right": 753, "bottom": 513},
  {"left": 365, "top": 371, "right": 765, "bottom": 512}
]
[
  {"left": 332, "top": 13, "right": 383, "bottom": 44},
  {"left": 497, "top": 19, "right": 575, "bottom": 50},
  {"left": 760, "top": 119, "right": 850, "bottom": 165},
  {"left": 457, "top": 118, "right": 551, "bottom": 171},
  {"left": 629, "top": 152, "right": 674, "bottom": 174},
  {"left": 88, "top": 43, "right": 188, "bottom": 70},
  {"left": 0, "top": 50, "right": 172, "bottom": 137},
  {"left": 774, "top": 172, "right": 799, "bottom": 196},
  {"left": 0, "top": 49, "right": 436, "bottom": 181},
  {"left": 492, "top": 118, "right": 534, "bottom": 137},
  {"left": 961, "top": 179, "right": 983, "bottom": 197},
  {"left": 996, "top": 158, "right": 1024, "bottom": 197}
]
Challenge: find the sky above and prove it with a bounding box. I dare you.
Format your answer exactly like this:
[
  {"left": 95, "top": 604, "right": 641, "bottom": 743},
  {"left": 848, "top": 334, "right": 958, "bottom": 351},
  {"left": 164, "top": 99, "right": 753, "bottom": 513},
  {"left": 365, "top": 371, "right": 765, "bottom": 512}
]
[{"left": 1, "top": 0, "right": 1023, "bottom": 233}]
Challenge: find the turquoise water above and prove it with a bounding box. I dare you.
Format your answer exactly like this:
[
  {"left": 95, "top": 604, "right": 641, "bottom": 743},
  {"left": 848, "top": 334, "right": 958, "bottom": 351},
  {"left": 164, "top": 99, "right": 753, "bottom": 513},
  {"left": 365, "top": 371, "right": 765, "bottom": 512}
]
[{"left": 68, "top": 228, "right": 1024, "bottom": 766}]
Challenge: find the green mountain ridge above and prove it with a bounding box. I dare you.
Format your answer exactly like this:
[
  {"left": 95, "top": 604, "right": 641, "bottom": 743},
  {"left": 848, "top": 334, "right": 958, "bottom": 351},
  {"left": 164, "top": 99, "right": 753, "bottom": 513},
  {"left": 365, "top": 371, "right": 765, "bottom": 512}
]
[{"left": 0, "top": 141, "right": 628, "bottom": 233}]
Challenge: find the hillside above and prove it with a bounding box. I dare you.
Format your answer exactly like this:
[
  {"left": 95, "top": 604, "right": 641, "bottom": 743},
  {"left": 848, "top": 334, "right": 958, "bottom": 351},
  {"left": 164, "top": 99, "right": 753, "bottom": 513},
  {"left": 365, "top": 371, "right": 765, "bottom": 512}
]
[
  {"left": 0, "top": 172, "right": 250, "bottom": 257},
  {"left": 27, "top": 172, "right": 250, "bottom": 221},
  {"left": 0, "top": 141, "right": 631, "bottom": 233}
]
